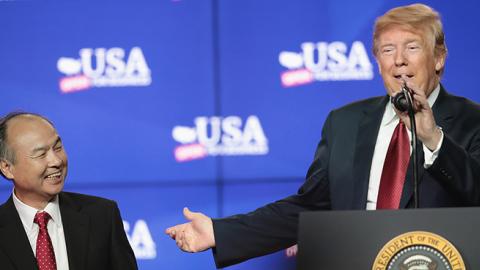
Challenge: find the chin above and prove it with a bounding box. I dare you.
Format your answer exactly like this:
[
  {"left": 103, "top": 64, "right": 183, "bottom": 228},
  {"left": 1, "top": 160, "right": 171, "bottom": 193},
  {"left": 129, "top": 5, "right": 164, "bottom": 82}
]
[
  {"left": 45, "top": 182, "right": 64, "bottom": 195},
  {"left": 384, "top": 85, "right": 399, "bottom": 96}
]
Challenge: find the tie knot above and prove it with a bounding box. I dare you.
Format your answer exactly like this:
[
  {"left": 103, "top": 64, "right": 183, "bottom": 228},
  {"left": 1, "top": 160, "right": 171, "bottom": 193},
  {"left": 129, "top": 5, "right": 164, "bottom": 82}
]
[{"left": 34, "top": 212, "right": 51, "bottom": 228}]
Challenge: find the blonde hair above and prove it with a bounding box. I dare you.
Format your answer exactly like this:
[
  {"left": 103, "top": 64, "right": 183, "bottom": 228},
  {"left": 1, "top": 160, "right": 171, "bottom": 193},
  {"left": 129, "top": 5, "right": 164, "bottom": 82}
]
[{"left": 373, "top": 3, "right": 447, "bottom": 76}]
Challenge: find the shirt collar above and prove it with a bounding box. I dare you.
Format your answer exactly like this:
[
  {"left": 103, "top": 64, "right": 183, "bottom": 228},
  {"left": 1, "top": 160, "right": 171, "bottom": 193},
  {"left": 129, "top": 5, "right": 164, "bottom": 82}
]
[
  {"left": 12, "top": 190, "right": 62, "bottom": 230},
  {"left": 383, "top": 84, "right": 441, "bottom": 126}
]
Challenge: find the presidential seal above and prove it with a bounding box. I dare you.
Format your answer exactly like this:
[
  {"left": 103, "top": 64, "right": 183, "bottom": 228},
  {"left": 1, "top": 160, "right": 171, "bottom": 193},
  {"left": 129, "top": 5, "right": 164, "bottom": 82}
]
[{"left": 372, "top": 231, "right": 465, "bottom": 270}]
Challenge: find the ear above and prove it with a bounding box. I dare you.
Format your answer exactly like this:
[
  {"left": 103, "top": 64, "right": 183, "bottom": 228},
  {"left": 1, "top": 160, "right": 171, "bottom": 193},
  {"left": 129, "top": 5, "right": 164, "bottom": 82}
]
[
  {"left": 0, "top": 159, "right": 14, "bottom": 180},
  {"left": 376, "top": 58, "right": 383, "bottom": 76},
  {"left": 434, "top": 53, "right": 446, "bottom": 72}
]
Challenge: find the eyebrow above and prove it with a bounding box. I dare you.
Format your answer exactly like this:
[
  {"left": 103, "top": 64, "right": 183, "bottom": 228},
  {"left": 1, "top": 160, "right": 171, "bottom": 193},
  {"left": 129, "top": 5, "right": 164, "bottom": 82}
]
[
  {"left": 380, "top": 36, "right": 422, "bottom": 45},
  {"left": 405, "top": 39, "right": 422, "bottom": 44},
  {"left": 30, "top": 136, "right": 62, "bottom": 155}
]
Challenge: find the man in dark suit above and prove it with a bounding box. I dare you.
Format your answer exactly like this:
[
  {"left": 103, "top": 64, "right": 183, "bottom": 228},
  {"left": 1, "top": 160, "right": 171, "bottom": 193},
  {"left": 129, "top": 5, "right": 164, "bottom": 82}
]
[
  {"left": 165, "top": 3, "right": 480, "bottom": 268},
  {"left": 0, "top": 112, "right": 138, "bottom": 270}
]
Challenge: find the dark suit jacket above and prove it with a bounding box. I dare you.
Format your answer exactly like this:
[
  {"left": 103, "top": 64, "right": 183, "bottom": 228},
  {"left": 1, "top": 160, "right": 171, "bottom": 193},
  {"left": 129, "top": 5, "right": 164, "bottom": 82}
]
[
  {"left": 0, "top": 192, "right": 138, "bottom": 270},
  {"left": 212, "top": 86, "right": 480, "bottom": 268}
]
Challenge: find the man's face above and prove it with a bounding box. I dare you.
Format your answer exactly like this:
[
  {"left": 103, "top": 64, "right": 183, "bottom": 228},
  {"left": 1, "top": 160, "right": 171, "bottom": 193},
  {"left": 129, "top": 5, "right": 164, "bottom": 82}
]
[
  {"left": 1, "top": 116, "right": 68, "bottom": 208},
  {"left": 376, "top": 26, "right": 445, "bottom": 97}
]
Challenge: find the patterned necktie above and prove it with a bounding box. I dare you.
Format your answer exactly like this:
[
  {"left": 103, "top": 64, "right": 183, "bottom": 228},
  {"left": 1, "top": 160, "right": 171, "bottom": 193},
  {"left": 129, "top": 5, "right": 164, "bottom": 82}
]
[
  {"left": 34, "top": 212, "right": 57, "bottom": 270},
  {"left": 377, "top": 121, "right": 410, "bottom": 209}
]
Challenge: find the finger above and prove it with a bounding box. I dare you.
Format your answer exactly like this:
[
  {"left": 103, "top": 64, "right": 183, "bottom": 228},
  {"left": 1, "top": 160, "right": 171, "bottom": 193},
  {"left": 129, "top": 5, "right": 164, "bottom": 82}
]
[
  {"left": 176, "top": 239, "right": 183, "bottom": 249},
  {"left": 176, "top": 231, "right": 185, "bottom": 248},
  {"left": 412, "top": 91, "right": 428, "bottom": 103},
  {"left": 165, "top": 226, "right": 176, "bottom": 235},
  {"left": 404, "top": 82, "right": 426, "bottom": 98},
  {"left": 177, "top": 236, "right": 192, "bottom": 252},
  {"left": 166, "top": 223, "right": 186, "bottom": 235},
  {"left": 412, "top": 95, "right": 431, "bottom": 112},
  {"left": 409, "top": 86, "right": 425, "bottom": 97},
  {"left": 166, "top": 230, "right": 176, "bottom": 239},
  {"left": 183, "top": 207, "right": 200, "bottom": 221},
  {"left": 411, "top": 92, "right": 433, "bottom": 112},
  {"left": 183, "top": 235, "right": 193, "bottom": 252}
]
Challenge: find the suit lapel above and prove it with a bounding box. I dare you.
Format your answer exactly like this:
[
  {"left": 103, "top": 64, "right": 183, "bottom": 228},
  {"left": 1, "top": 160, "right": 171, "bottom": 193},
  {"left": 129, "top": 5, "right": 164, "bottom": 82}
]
[
  {"left": 59, "top": 193, "right": 90, "bottom": 270},
  {"left": 399, "top": 86, "right": 454, "bottom": 208},
  {"left": 431, "top": 86, "right": 455, "bottom": 131},
  {"left": 351, "top": 96, "right": 389, "bottom": 209},
  {"left": 0, "top": 197, "right": 38, "bottom": 270}
]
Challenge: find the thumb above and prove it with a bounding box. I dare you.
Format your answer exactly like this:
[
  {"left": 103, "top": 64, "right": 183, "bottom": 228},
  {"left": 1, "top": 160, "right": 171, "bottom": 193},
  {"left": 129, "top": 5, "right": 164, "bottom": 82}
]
[{"left": 183, "top": 207, "right": 200, "bottom": 221}]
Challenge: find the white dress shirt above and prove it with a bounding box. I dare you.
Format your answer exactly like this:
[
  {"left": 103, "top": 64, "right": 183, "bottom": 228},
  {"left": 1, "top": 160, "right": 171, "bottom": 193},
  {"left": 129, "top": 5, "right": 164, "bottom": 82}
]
[
  {"left": 13, "top": 191, "right": 70, "bottom": 270},
  {"left": 366, "top": 85, "right": 444, "bottom": 210}
]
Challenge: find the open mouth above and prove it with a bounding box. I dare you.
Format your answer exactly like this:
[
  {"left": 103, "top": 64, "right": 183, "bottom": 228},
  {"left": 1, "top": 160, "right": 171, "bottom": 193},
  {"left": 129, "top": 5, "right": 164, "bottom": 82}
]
[
  {"left": 44, "top": 171, "right": 63, "bottom": 181},
  {"left": 394, "top": 74, "right": 414, "bottom": 80}
]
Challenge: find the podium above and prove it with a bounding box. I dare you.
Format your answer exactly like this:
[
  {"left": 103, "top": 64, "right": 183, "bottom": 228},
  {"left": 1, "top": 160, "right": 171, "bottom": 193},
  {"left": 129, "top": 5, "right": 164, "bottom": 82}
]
[{"left": 297, "top": 207, "right": 480, "bottom": 269}]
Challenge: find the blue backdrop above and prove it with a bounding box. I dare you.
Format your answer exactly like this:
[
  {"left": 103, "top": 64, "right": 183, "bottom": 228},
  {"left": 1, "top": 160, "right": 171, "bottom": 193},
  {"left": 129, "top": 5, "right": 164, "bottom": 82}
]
[{"left": 1, "top": 0, "right": 479, "bottom": 269}]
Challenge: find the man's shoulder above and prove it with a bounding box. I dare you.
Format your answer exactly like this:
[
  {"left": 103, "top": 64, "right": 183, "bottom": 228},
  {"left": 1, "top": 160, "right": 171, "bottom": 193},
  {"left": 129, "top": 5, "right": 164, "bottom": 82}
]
[
  {"left": 0, "top": 198, "right": 9, "bottom": 208},
  {"left": 330, "top": 95, "right": 386, "bottom": 117},
  {"left": 0, "top": 196, "right": 13, "bottom": 214},
  {"left": 0, "top": 200, "right": 9, "bottom": 216},
  {"left": 444, "top": 92, "right": 480, "bottom": 111},
  {"left": 59, "top": 191, "right": 117, "bottom": 209},
  {"left": 440, "top": 90, "right": 480, "bottom": 124}
]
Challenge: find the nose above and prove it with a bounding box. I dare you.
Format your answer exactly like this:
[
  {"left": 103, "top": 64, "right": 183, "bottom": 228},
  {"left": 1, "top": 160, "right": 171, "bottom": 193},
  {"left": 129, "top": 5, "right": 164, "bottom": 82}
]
[
  {"left": 46, "top": 149, "right": 63, "bottom": 167},
  {"left": 394, "top": 49, "right": 408, "bottom": 67}
]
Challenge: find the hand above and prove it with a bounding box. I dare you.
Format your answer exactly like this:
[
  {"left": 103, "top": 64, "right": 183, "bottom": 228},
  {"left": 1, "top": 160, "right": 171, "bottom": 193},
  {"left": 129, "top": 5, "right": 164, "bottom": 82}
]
[
  {"left": 165, "top": 207, "right": 216, "bottom": 252},
  {"left": 285, "top": 245, "right": 298, "bottom": 257},
  {"left": 394, "top": 86, "right": 442, "bottom": 150}
]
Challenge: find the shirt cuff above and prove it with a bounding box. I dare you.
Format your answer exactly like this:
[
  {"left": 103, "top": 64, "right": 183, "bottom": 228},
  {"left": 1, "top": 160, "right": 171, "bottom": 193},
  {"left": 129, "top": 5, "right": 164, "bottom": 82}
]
[{"left": 423, "top": 127, "right": 444, "bottom": 168}]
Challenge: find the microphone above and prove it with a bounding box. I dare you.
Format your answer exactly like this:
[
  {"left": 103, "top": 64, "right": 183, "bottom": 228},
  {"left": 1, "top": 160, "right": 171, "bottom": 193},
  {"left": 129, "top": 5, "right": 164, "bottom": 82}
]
[{"left": 391, "top": 83, "right": 410, "bottom": 112}]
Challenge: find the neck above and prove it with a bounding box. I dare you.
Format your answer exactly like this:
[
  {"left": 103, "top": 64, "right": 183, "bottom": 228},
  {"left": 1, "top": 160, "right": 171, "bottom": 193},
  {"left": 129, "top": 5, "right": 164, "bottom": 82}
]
[{"left": 14, "top": 189, "right": 52, "bottom": 210}]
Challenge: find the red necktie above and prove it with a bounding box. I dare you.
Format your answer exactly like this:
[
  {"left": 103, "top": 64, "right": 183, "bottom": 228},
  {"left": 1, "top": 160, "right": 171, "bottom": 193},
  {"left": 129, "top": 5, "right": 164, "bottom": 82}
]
[
  {"left": 34, "top": 212, "right": 57, "bottom": 270},
  {"left": 377, "top": 121, "right": 410, "bottom": 209}
]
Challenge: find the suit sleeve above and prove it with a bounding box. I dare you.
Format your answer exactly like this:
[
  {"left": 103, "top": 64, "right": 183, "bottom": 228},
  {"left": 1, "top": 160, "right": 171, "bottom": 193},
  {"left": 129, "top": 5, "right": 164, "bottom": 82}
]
[
  {"left": 109, "top": 203, "right": 138, "bottom": 270},
  {"left": 211, "top": 112, "right": 334, "bottom": 268},
  {"left": 428, "top": 130, "right": 480, "bottom": 205}
]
